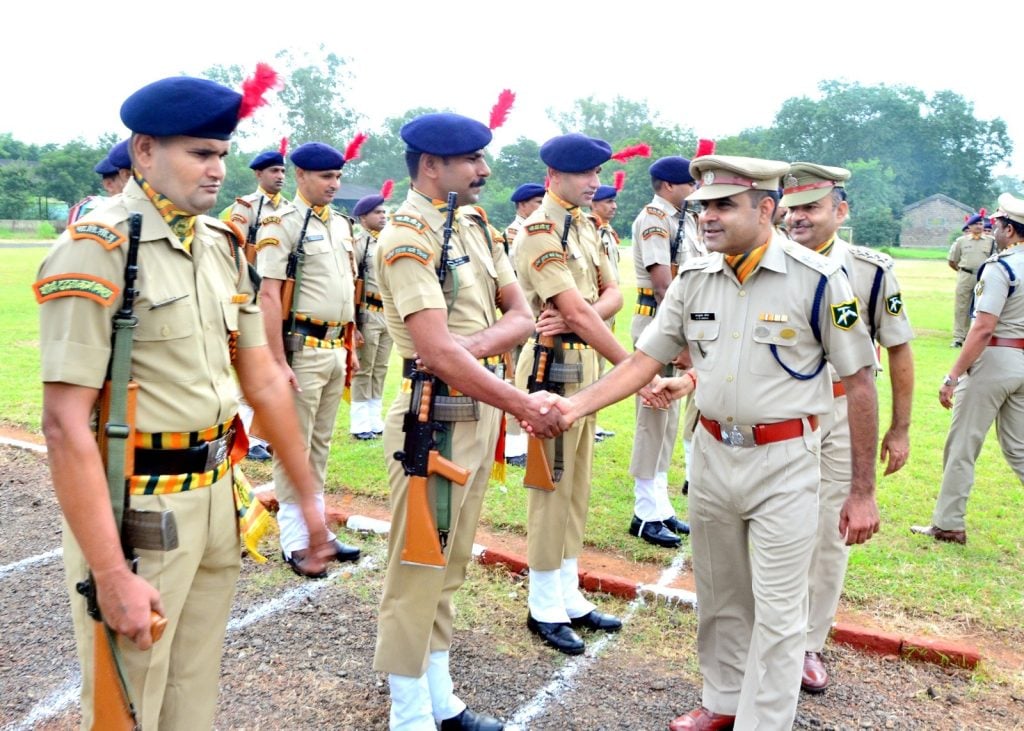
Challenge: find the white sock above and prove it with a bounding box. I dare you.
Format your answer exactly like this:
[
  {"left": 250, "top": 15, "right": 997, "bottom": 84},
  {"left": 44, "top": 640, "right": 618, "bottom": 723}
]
[
  {"left": 388, "top": 674, "right": 434, "bottom": 730},
  {"left": 528, "top": 567, "right": 569, "bottom": 623},
  {"left": 561, "top": 558, "right": 596, "bottom": 619},
  {"left": 426, "top": 650, "right": 466, "bottom": 722}
]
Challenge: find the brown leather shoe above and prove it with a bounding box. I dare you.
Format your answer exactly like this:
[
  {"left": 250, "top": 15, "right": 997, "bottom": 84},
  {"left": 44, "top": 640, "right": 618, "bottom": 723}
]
[
  {"left": 801, "top": 651, "right": 829, "bottom": 693},
  {"left": 668, "top": 707, "right": 736, "bottom": 730},
  {"left": 910, "top": 524, "right": 967, "bottom": 545}
]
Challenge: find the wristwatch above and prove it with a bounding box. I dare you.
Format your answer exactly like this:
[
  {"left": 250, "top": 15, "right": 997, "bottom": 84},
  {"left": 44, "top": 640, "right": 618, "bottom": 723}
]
[{"left": 942, "top": 374, "right": 959, "bottom": 387}]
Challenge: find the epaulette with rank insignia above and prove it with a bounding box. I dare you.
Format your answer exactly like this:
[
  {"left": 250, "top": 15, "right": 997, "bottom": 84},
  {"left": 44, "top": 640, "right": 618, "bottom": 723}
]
[
  {"left": 680, "top": 256, "right": 711, "bottom": 273},
  {"left": 849, "top": 244, "right": 894, "bottom": 270},
  {"left": 781, "top": 239, "right": 840, "bottom": 276}
]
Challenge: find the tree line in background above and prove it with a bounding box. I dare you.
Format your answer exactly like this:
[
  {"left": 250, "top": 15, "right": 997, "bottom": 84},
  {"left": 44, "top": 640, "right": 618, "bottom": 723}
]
[{"left": 2, "top": 46, "right": 1021, "bottom": 246}]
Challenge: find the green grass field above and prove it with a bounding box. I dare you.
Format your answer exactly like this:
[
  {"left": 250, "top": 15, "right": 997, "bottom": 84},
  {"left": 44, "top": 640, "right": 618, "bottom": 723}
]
[{"left": 4, "top": 243, "right": 1021, "bottom": 640}]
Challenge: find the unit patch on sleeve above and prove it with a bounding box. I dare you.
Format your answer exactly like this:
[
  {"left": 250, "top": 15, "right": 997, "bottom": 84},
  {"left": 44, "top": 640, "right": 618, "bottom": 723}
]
[
  {"left": 645, "top": 206, "right": 667, "bottom": 219},
  {"left": 33, "top": 273, "right": 120, "bottom": 306},
  {"left": 885, "top": 293, "right": 904, "bottom": 316},
  {"left": 260, "top": 215, "right": 282, "bottom": 226},
  {"left": 69, "top": 222, "right": 126, "bottom": 251},
  {"left": 830, "top": 299, "right": 860, "bottom": 329},
  {"left": 384, "top": 245, "right": 432, "bottom": 266},
  {"left": 255, "top": 237, "right": 280, "bottom": 250},
  {"left": 391, "top": 214, "right": 426, "bottom": 232},
  {"left": 641, "top": 226, "right": 667, "bottom": 240},
  {"left": 526, "top": 222, "right": 555, "bottom": 236},
  {"left": 532, "top": 250, "right": 565, "bottom": 271}
]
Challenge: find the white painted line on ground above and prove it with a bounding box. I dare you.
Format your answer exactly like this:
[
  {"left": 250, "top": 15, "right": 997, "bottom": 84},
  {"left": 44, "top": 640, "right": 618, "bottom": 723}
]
[
  {"left": 506, "top": 550, "right": 691, "bottom": 730},
  {"left": 0, "top": 547, "right": 62, "bottom": 580},
  {"left": 0, "top": 436, "right": 46, "bottom": 453},
  {"left": 6, "top": 556, "right": 378, "bottom": 729},
  {"left": 5, "top": 679, "right": 80, "bottom": 731}
]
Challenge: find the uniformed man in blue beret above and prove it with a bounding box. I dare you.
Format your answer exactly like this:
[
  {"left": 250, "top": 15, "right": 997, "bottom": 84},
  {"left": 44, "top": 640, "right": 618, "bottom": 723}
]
[
  {"left": 36, "top": 73, "right": 332, "bottom": 729},
  {"left": 373, "top": 112, "right": 564, "bottom": 731},
  {"left": 349, "top": 190, "right": 394, "bottom": 441},
  {"left": 589, "top": 183, "right": 622, "bottom": 441},
  {"left": 627, "top": 155, "right": 700, "bottom": 549},
  {"left": 256, "top": 141, "right": 363, "bottom": 577},
  {"left": 229, "top": 147, "right": 289, "bottom": 243},
  {"left": 68, "top": 140, "right": 133, "bottom": 224},
  {"left": 512, "top": 133, "right": 632, "bottom": 656}
]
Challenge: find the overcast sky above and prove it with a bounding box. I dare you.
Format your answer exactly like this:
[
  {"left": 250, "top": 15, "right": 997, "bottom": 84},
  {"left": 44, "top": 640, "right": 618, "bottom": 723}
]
[{"left": 4, "top": 0, "right": 1022, "bottom": 176}]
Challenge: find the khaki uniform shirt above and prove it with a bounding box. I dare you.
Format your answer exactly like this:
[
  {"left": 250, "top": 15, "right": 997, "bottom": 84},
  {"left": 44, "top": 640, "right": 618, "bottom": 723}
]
[
  {"left": 948, "top": 234, "right": 996, "bottom": 274},
  {"left": 637, "top": 233, "right": 877, "bottom": 424},
  {"left": 36, "top": 179, "right": 264, "bottom": 433},
  {"left": 631, "top": 195, "right": 697, "bottom": 288},
  {"left": 354, "top": 229, "right": 383, "bottom": 303},
  {"left": 256, "top": 199, "right": 356, "bottom": 325},
  {"left": 512, "top": 194, "right": 612, "bottom": 319},
  {"left": 505, "top": 214, "right": 528, "bottom": 272},
  {"left": 830, "top": 238, "right": 914, "bottom": 350},
  {"left": 976, "top": 246, "right": 1024, "bottom": 337},
  {"left": 376, "top": 190, "right": 517, "bottom": 357},
  {"left": 592, "top": 214, "right": 621, "bottom": 285},
  {"left": 229, "top": 189, "right": 289, "bottom": 242}
]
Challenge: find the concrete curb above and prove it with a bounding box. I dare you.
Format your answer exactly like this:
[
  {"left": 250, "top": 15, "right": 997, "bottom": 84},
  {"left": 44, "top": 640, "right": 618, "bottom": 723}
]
[{"left": 338, "top": 509, "right": 983, "bottom": 671}]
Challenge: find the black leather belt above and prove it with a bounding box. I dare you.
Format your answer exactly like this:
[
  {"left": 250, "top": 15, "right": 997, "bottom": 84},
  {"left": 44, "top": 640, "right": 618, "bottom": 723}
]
[
  {"left": 134, "top": 428, "right": 235, "bottom": 475},
  {"left": 287, "top": 319, "right": 344, "bottom": 341},
  {"left": 637, "top": 293, "right": 658, "bottom": 309},
  {"left": 960, "top": 267, "right": 975, "bottom": 275},
  {"left": 365, "top": 295, "right": 383, "bottom": 309},
  {"left": 402, "top": 358, "right": 501, "bottom": 378}
]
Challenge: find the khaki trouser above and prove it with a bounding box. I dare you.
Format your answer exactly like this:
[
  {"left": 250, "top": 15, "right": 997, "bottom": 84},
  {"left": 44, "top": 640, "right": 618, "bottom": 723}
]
[
  {"left": 934, "top": 346, "right": 1024, "bottom": 530},
  {"left": 353, "top": 311, "right": 393, "bottom": 402},
  {"left": 64, "top": 473, "right": 241, "bottom": 730},
  {"left": 806, "top": 394, "right": 851, "bottom": 651},
  {"left": 374, "top": 391, "right": 501, "bottom": 678},
  {"left": 953, "top": 271, "right": 977, "bottom": 342},
  {"left": 691, "top": 421, "right": 820, "bottom": 729},
  {"left": 516, "top": 346, "right": 599, "bottom": 571}
]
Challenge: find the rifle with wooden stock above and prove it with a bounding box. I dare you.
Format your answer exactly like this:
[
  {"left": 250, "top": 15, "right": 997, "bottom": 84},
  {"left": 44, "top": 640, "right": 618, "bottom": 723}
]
[
  {"left": 281, "top": 207, "right": 315, "bottom": 365},
  {"left": 394, "top": 369, "right": 471, "bottom": 567},
  {"left": 523, "top": 213, "right": 574, "bottom": 492},
  {"left": 78, "top": 212, "right": 169, "bottom": 730},
  {"left": 243, "top": 195, "right": 265, "bottom": 266}
]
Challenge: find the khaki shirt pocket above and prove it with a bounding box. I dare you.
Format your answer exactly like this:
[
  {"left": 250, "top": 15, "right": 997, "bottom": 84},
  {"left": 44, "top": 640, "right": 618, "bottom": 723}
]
[
  {"left": 133, "top": 301, "right": 196, "bottom": 382},
  {"left": 685, "top": 320, "right": 720, "bottom": 371},
  {"left": 750, "top": 321, "right": 802, "bottom": 376}
]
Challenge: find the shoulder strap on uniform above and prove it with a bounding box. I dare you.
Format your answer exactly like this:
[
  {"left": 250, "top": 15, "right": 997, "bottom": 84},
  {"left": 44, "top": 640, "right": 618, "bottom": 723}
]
[
  {"left": 867, "top": 266, "right": 884, "bottom": 342},
  {"left": 770, "top": 273, "right": 827, "bottom": 381}
]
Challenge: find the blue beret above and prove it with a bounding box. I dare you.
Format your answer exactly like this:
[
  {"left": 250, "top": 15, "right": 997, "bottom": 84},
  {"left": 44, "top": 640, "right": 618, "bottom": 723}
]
[
  {"left": 353, "top": 195, "right": 385, "bottom": 217},
  {"left": 107, "top": 140, "right": 131, "bottom": 171},
  {"left": 510, "top": 183, "right": 546, "bottom": 203},
  {"left": 93, "top": 156, "right": 117, "bottom": 176},
  {"left": 401, "top": 113, "right": 492, "bottom": 156},
  {"left": 120, "top": 76, "right": 242, "bottom": 140},
  {"left": 540, "top": 133, "right": 612, "bottom": 173},
  {"left": 964, "top": 213, "right": 984, "bottom": 227},
  {"left": 649, "top": 156, "right": 694, "bottom": 184},
  {"left": 249, "top": 150, "right": 285, "bottom": 170},
  {"left": 289, "top": 142, "right": 345, "bottom": 171},
  {"left": 593, "top": 185, "right": 618, "bottom": 202}
]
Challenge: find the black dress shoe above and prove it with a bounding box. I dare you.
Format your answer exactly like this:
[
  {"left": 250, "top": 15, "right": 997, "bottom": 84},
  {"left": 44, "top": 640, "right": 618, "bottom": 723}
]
[
  {"left": 663, "top": 515, "right": 691, "bottom": 535},
  {"left": 681, "top": 479, "right": 689, "bottom": 496},
  {"left": 331, "top": 539, "right": 360, "bottom": 563},
  {"left": 505, "top": 454, "right": 526, "bottom": 468},
  {"left": 629, "top": 515, "right": 682, "bottom": 548},
  {"left": 569, "top": 609, "right": 622, "bottom": 633},
  {"left": 526, "top": 613, "right": 585, "bottom": 655},
  {"left": 439, "top": 707, "right": 504, "bottom": 731},
  {"left": 283, "top": 549, "right": 327, "bottom": 579},
  {"left": 246, "top": 443, "right": 272, "bottom": 461},
  {"left": 353, "top": 431, "right": 376, "bottom": 441}
]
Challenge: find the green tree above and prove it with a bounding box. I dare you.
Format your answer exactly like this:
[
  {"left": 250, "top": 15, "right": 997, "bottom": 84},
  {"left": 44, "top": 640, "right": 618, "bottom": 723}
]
[
  {"left": 0, "top": 162, "right": 37, "bottom": 218},
  {"left": 36, "top": 138, "right": 111, "bottom": 206}
]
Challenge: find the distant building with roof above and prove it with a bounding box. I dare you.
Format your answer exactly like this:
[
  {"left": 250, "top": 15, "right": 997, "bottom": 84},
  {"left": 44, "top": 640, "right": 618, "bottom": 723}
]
[{"left": 899, "top": 194, "right": 975, "bottom": 248}]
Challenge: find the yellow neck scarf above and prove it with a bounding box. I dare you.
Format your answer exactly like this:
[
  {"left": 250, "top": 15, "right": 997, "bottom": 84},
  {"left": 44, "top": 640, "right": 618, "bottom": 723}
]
[
  {"left": 724, "top": 240, "right": 770, "bottom": 284},
  {"left": 137, "top": 172, "right": 195, "bottom": 253}
]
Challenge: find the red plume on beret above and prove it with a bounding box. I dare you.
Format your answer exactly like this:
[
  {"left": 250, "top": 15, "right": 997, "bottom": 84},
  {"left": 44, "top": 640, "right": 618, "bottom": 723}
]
[
  {"left": 489, "top": 89, "right": 515, "bottom": 130},
  {"left": 979, "top": 207, "right": 987, "bottom": 217},
  {"left": 613, "top": 170, "right": 626, "bottom": 192},
  {"left": 344, "top": 132, "right": 368, "bottom": 163},
  {"left": 964, "top": 214, "right": 970, "bottom": 222},
  {"left": 278, "top": 137, "right": 288, "bottom": 156},
  {"left": 610, "top": 143, "right": 651, "bottom": 163},
  {"left": 238, "top": 63, "right": 281, "bottom": 121},
  {"left": 380, "top": 179, "right": 394, "bottom": 200},
  {"left": 695, "top": 138, "right": 716, "bottom": 157}
]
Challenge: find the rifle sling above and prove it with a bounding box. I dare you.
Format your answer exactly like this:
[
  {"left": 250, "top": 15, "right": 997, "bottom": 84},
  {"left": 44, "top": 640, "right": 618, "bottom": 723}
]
[{"left": 551, "top": 336, "right": 566, "bottom": 482}]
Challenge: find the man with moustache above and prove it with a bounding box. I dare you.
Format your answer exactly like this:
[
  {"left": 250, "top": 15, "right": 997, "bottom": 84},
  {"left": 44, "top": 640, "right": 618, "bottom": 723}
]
[
  {"left": 513, "top": 133, "right": 629, "bottom": 656},
  {"left": 627, "top": 156, "right": 699, "bottom": 548},
  {"left": 35, "top": 74, "right": 332, "bottom": 728},
  {"left": 373, "top": 112, "right": 564, "bottom": 730},
  {"left": 543, "top": 155, "right": 880, "bottom": 729},
  {"left": 256, "top": 142, "right": 362, "bottom": 577},
  {"left": 782, "top": 163, "right": 914, "bottom": 693}
]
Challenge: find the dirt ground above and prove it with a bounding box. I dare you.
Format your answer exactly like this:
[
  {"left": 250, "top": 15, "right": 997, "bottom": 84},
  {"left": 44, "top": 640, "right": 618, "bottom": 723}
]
[{"left": 2, "top": 436, "right": 1023, "bottom": 730}]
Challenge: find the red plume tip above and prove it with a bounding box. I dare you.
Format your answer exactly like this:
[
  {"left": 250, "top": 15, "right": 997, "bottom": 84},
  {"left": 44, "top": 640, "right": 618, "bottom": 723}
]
[
  {"left": 489, "top": 89, "right": 516, "bottom": 131},
  {"left": 695, "top": 138, "right": 716, "bottom": 157},
  {"left": 238, "top": 63, "right": 281, "bottom": 121},
  {"left": 613, "top": 170, "right": 626, "bottom": 192},
  {"left": 344, "top": 132, "right": 369, "bottom": 163},
  {"left": 979, "top": 207, "right": 987, "bottom": 217},
  {"left": 610, "top": 143, "right": 651, "bottom": 163},
  {"left": 278, "top": 136, "right": 288, "bottom": 156},
  {"left": 380, "top": 179, "right": 394, "bottom": 201}
]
